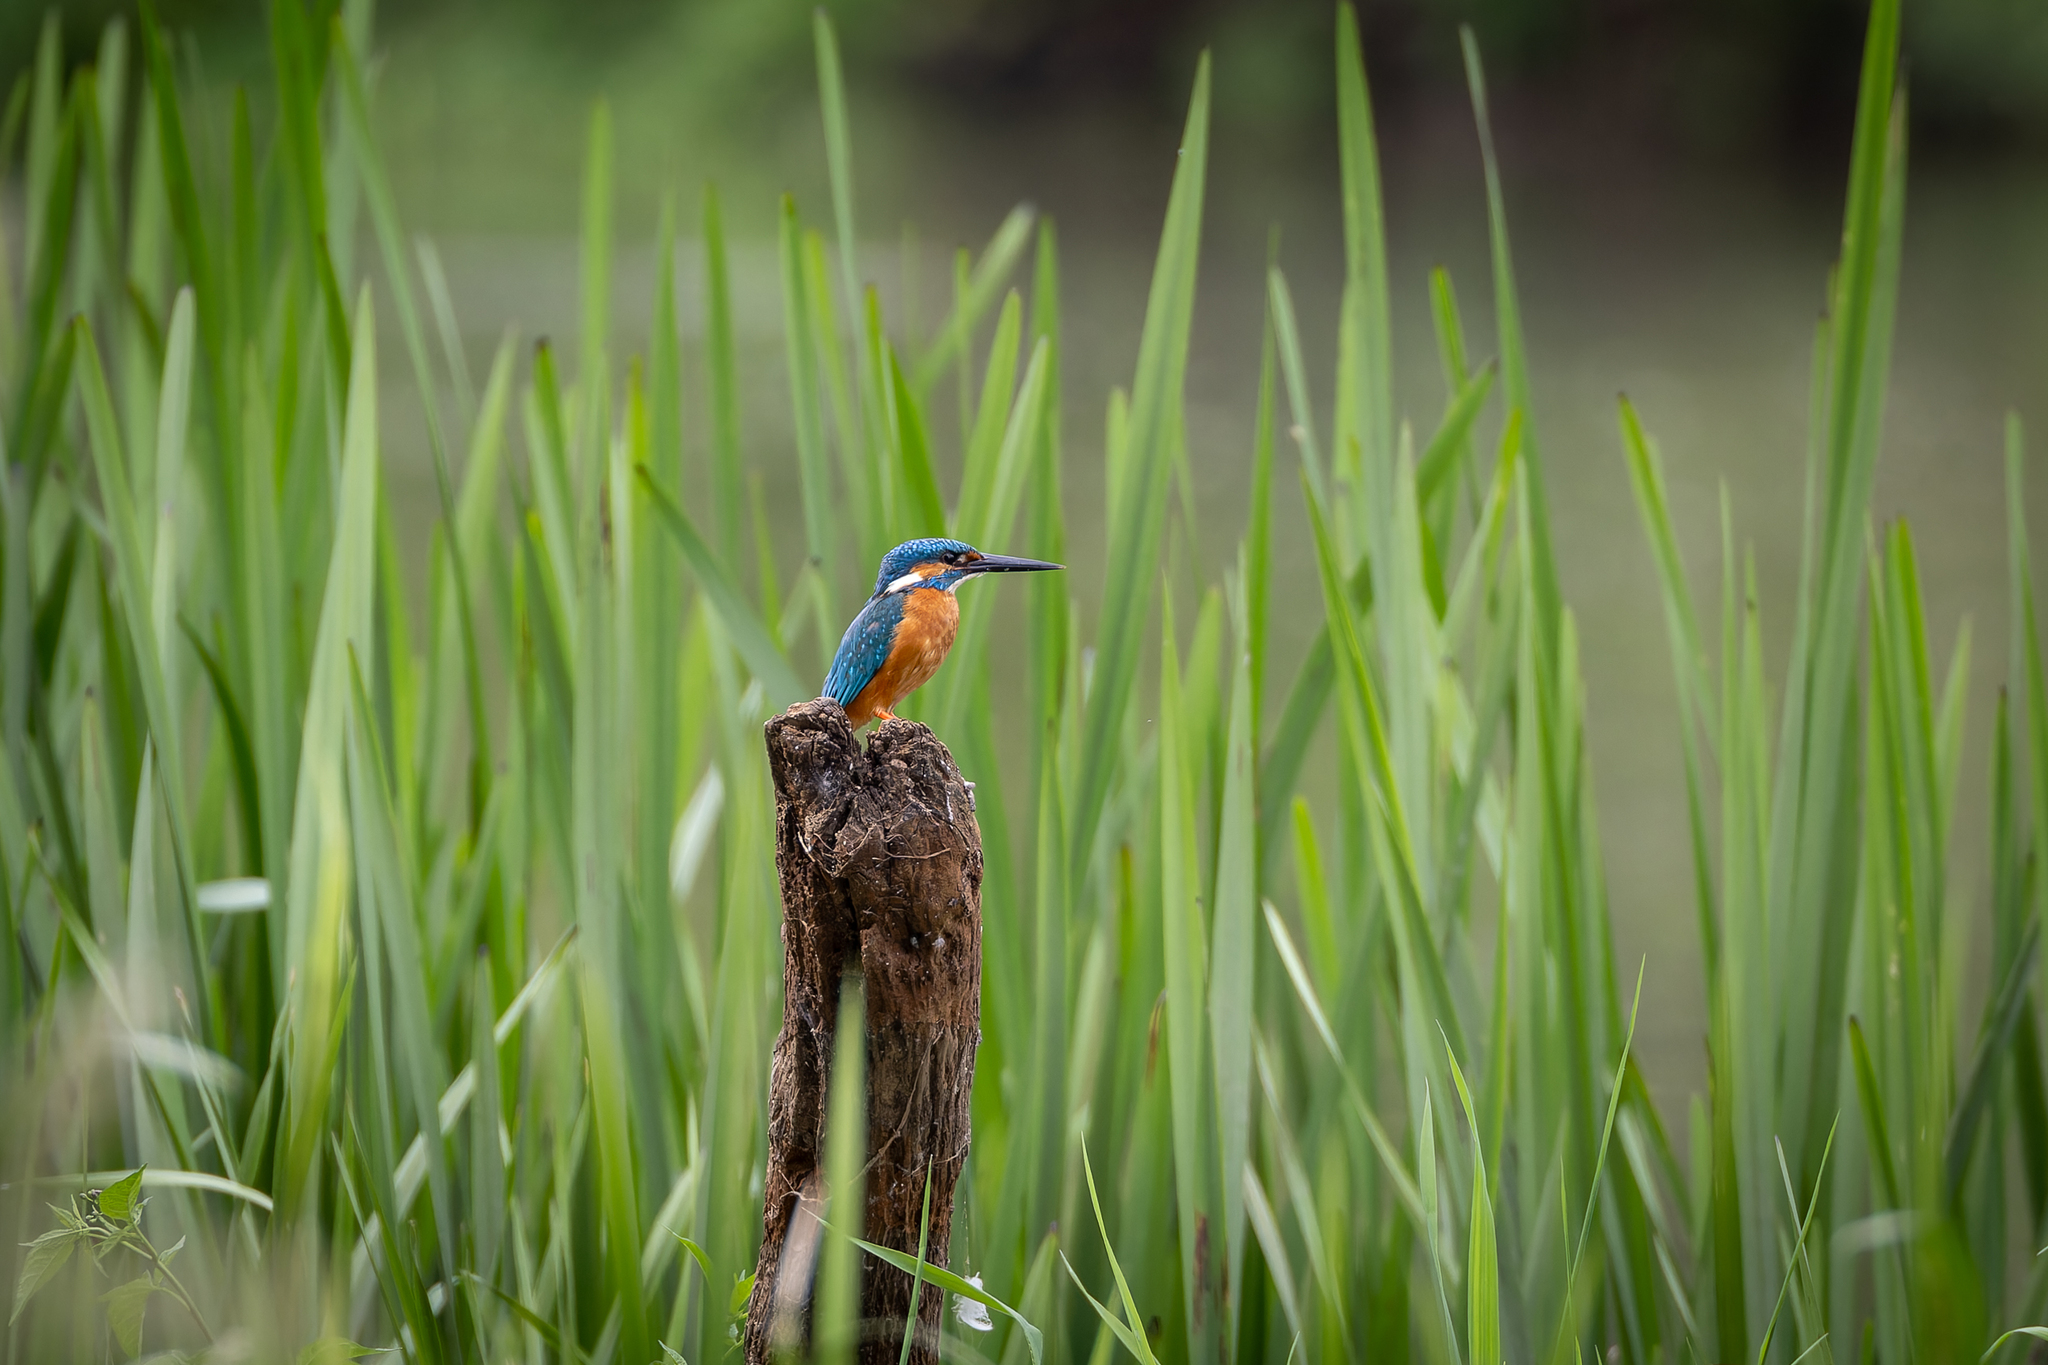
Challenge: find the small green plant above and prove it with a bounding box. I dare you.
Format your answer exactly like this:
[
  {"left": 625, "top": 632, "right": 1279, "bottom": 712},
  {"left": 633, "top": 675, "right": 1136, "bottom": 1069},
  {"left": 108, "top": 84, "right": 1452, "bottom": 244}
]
[{"left": 11, "top": 1170, "right": 209, "bottom": 1355}]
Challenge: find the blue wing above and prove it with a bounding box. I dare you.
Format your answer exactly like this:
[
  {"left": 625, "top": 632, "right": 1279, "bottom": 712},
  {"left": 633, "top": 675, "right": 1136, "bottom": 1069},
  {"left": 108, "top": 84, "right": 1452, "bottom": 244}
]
[{"left": 823, "top": 593, "right": 906, "bottom": 707}]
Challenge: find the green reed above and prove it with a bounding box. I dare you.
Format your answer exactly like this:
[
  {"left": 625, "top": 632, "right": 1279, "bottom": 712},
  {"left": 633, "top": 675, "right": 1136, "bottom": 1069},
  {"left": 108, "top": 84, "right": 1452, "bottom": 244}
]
[{"left": 2, "top": 0, "right": 2044, "bottom": 1360}]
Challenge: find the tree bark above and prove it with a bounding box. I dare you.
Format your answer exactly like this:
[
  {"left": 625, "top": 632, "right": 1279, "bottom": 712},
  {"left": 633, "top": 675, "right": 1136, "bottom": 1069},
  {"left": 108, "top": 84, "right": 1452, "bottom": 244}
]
[{"left": 744, "top": 700, "right": 983, "bottom": 1365}]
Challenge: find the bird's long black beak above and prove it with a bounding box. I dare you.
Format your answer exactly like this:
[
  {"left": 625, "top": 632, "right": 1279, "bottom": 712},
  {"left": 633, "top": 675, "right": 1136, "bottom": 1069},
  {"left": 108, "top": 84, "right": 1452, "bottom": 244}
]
[{"left": 963, "top": 553, "right": 1064, "bottom": 575}]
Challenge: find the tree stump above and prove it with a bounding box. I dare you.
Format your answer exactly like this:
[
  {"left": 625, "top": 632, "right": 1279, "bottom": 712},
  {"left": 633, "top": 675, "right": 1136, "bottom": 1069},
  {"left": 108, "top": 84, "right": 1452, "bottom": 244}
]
[{"left": 743, "top": 700, "right": 983, "bottom": 1364}]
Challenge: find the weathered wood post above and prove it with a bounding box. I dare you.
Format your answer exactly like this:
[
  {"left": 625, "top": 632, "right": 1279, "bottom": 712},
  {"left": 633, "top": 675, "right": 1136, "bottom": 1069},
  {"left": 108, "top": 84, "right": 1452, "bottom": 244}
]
[{"left": 743, "top": 700, "right": 983, "bottom": 1364}]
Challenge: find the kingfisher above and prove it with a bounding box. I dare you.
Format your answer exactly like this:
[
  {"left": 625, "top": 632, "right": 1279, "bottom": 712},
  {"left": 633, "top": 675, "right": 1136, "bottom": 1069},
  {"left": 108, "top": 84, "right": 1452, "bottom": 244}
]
[{"left": 824, "top": 537, "right": 1062, "bottom": 728}]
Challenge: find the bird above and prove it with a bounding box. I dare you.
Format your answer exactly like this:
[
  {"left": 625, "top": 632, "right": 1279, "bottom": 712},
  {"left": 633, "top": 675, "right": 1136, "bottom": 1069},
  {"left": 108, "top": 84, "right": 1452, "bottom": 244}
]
[{"left": 824, "top": 537, "right": 1063, "bottom": 728}]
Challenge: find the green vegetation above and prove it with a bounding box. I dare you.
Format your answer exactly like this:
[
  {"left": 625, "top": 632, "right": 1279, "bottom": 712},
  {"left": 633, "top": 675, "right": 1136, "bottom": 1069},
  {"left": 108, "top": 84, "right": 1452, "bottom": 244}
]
[{"left": 1, "top": 0, "right": 2043, "bottom": 1361}]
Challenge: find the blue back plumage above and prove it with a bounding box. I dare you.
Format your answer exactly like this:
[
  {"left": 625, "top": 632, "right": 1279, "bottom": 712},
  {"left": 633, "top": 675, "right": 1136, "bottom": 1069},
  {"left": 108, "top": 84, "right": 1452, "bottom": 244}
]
[
  {"left": 824, "top": 590, "right": 908, "bottom": 707},
  {"left": 826, "top": 538, "right": 983, "bottom": 706},
  {"left": 872, "top": 538, "right": 974, "bottom": 595}
]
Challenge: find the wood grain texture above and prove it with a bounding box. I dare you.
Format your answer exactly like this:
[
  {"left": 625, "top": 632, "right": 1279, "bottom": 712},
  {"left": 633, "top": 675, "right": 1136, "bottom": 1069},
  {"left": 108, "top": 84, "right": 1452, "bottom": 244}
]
[{"left": 744, "top": 699, "right": 983, "bottom": 1364}]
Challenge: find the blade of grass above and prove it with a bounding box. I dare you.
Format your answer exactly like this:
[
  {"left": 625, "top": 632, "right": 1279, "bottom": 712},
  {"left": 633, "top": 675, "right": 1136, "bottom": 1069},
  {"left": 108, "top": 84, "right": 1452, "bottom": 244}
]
[
  {"left": 815, "top": 975, "right": 867, "bottom": 1365},
  {"left": 896, "top": 1164, "right": 935, "bottom": 1365},
  {"left": 953, "top": 290, "right": 1024, "bottom": 539},
  {"left": 1755, "top": 1120, "right": 1838, "bottom": 1365},
  {"left": 855, "top": 1239, "right": 1045, "bottom": 1365},
  {"left": 1459, "top": 27, "right": 1560, "bottom": 627},
  {"left": 883, "top": 314, "right": 947, "bottom": 537},
  {"left": 1415, "top": 362, "right": 1495, "bottom": 515},
  {"left": 1446, "top": 1040, "right": 1500, "bottom": 1365},
  {"left": 1241, "top": 1161, "right": 1302, "bottom": 1342},
  {"left": 1210, "top": 589, "right": 1258, "bottom": 1346},
  {"left": 1334, "top": 2, "right": 1394, "bottom": 543},
  {"left": 704, "top": 183, "right": 746, "bottom": 568},
  {"left": 1418, "top": 1087, "right": 1463, "bottom": 1365},
  {"left": 779, "top": 194, "right": 838, "bottom": 619},
  {"left": 1942, "top": 921, "right": 2037, "bottom": 1208},
  {"left": 1070, "top": 54, "right": 1209, "bottom": 887},
  {"left": 1157, "top": 586, "right": 1223, "bottom": 1362},
  {"left": 1848, "top": 1015, "right": 1903, "bottom": 1212},
  {"left": 637, "top": 468, "right": 807, "bottom": 707},
  {"left": 912, "top": 204, "right": 1036, "bottom": 395},
  {"left": 331, "top": 18, "right": 495, "bottom": 824},
  {"left": 1619, "top": 397, "right": 1720, "bottom": 990},
  {"left": 1266, "top": 266, "right": 1327, "bottom": 514},
  {"left": 813, "top": 11, "right": 863, "bottom": 334},
  {"left": 1066, "top": 1142, "right": 1160, "bottom": 1365},
  {"left": 1263, "top": 901, "right": 1428, "bottom": 1231},
  {"left": 72, "top": 311, "right": 204, "bottom": 991}
]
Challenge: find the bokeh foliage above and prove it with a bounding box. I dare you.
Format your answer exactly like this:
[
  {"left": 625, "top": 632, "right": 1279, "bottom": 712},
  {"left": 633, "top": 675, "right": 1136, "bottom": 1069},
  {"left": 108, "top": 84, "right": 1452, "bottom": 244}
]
[{"left": 2, "top": 0, "right": 2046, "bottom": 1362}]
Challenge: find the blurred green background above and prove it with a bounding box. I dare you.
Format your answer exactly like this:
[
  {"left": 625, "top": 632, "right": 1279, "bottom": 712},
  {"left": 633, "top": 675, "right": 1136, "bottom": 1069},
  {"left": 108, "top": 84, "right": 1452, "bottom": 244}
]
[{"left": 9, "top": 0, "right": 2046, "bottom": 1108}]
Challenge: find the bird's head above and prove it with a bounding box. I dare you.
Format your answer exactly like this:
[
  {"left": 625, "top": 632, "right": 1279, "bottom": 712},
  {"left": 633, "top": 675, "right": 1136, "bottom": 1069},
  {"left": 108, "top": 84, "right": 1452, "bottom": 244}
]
[{"left": 870, "top": 537, "right": 1063, "bottom": 597}]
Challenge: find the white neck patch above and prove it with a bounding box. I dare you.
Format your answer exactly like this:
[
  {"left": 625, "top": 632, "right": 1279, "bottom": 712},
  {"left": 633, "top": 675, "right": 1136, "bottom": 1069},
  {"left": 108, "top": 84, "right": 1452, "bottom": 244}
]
[{"left": 886, "top": 568, "right": 966, "bottom": 595}]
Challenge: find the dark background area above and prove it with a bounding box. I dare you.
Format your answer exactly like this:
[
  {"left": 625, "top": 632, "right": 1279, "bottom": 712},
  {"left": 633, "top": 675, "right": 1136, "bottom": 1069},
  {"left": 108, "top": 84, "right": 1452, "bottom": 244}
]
[{"left": 13, "top": 0, "right": 2048, "bottom": 166}]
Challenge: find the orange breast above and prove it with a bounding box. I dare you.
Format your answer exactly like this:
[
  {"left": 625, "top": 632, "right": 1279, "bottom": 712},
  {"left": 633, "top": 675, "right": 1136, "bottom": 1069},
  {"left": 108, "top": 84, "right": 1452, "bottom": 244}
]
[{"left": 847, "top": 588, "right": 959, "bottom": 725}]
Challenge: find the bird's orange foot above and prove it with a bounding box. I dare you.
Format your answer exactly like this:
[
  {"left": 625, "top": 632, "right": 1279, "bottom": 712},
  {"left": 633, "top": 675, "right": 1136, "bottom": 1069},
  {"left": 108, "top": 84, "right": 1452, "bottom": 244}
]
[{"left": 874, "top": 708, "right": 898, "bottom": 723}]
